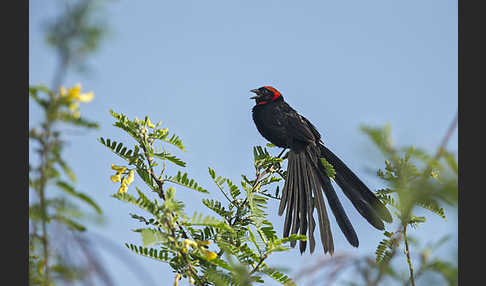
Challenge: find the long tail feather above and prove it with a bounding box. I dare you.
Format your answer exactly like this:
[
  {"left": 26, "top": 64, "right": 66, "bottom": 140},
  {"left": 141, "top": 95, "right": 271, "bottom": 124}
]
[
  {"left": 277, "top": 140, "right": 392, "bottom": 253},
  {"left": 279, "top": 150, "right": 334, "bottom": 254},
  {"left": 305, "top": 147, "right": 334, "bottom": 253},
  {"left": 307, "top": 156, "right": 333, "bottom": 254},
  {"left": 301, "top": 156, "right": 316, "bottom": 253},
  {"left": 279, "top": 155, "right": 294, "bottom": 216},
  {"left": 335, "top": 176, "right": 385, "bottom": 230},
  {"left": 290, "top": 153, "right": 301, "bottom": 248},
  {"left": 314, "top": 158, "right": 359, "bottom": 247},
  {"left": 320, "top": 144, "right": 393, "bottom": 223},
  {"left": 282, "top": 144, "right": 385, "bottom": 253},
  {"left": 282, "top": 163, "right": 295, "bottom": 238},
  {"left": 296, "top": 153, "right": 308, "bottom": 253}
]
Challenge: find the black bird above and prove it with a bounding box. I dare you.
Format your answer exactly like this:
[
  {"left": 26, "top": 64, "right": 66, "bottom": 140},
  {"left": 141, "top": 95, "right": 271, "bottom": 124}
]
[{"left": 250, "top": 86, "right": 392, "bottom": 254}]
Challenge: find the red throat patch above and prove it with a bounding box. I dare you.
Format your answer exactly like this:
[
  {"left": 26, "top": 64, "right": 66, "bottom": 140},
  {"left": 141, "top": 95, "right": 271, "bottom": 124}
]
[{"left": 257, "top": 86, "right": 282, "bottom": 105}]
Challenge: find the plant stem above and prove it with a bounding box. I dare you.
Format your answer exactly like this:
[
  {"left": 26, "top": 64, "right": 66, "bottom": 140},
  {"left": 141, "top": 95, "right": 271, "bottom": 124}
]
[
  {"left": 435, "top": 112, "right": 458, "bottom": 160},
  {"left": 403, "top": 225, "right": 416, "bottom": 286},
  {"left": 141, "top": 139, "right": 193, "bottom": 242},
  {"left": 37, "top": 121, "right": 54, "bottom": 282},
  {"left": 249, "top": 253, "right": 268, "bottom": 275},
  {"left": 240, "top": 148, "right": 286, "bottom": 207},
  {"left": 141, "top": 143, "right": 166, "bottom": 201}
]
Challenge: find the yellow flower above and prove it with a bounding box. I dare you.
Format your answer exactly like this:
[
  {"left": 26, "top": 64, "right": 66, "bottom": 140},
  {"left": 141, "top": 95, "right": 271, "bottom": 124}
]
[
  {"left": 59, "top": 83, "right": 94, "bottom": 103},
  {"left": 111, "top": 164, "right": 127, "bottom": 173},
  {"left": 183, "top": 239, "right": 198, "bottom": 249},
  {"left": 174, "top": 274, "right": 181, "bottom": 286},
  {"left": 199, "top": 241, "right": 211, "bottom": 246},
  {"left": 121, "top": 170, "right": 134, "bottom": 186},
  {"left": 118, "top": 184, "right": 128, "bottom": 194},
  {"left": 146, "top": 118, "right": 155, "bottom": 129},
  {"left": 110, "top": 174, "right": 121, "bottom": 183},
  {"left": 60, "top": 86, "right": 67, "bottom": 97},
  {"left": 126, "top": 170, "right": 134, "bottom": 184},
  {"left": 202, "top": 249, "right": 217, "bottom": 260},
  {"left": 69, "top": 84, "right": 82, "bottom": 98},
  {"left": 68, "top": 102, "right": 79, "bottom": 112},
  {"left": 110, "top": 165, "right": 134, "bottom": 193},
  {"left": 206, "top": 251, "right": 217, "bottom": 260},
  {"left": 121, "top": 177, "right": 129, "bottom": 187},
  {"left": 77, "top": 91, "right": 94, "bottom": 103}
]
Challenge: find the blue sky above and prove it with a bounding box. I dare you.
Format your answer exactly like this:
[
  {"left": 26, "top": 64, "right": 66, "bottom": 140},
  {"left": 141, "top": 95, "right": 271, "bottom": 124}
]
[{"left": 29, "top": 1, "right": 457, "bottom": 285}]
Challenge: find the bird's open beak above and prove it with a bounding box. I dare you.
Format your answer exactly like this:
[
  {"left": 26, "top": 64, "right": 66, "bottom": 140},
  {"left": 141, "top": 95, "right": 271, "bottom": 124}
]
[{"left": 249, "top": 89, "right": 260, "bottom": 99}]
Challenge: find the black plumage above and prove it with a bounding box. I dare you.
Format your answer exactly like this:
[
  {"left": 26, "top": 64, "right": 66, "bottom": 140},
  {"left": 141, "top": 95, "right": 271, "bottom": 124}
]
[{"left": 250, "top": 86, "right": 392, "bottom": 254}]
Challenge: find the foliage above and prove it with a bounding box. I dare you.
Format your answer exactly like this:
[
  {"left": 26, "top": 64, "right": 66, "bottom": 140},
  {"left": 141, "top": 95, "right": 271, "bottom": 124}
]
[
  {"left": 30, "top": 1, "right": 111, "bottom": 284},
  {"left": 46, "top": 0, "right": 110, "bottom": 77},
  {"left": 29, "top": 84, "right": 102, "bottom": 285},
  {"left": 101, "top": 111, "right": 307, "bottom": 285},
  {"left": 295, "top": 123, "right": 458, "bottom": 286},
  {"left": 363, "top": 124, "right": 457, "bottom": 286}
]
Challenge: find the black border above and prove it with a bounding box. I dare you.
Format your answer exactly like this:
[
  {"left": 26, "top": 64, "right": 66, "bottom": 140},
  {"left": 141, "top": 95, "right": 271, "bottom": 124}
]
[
  {"left": 458, "top": 0, "right": 483, "bottom": 285},
  {"left": 6, "top": 0, "right": 29, "bottom": 284}
]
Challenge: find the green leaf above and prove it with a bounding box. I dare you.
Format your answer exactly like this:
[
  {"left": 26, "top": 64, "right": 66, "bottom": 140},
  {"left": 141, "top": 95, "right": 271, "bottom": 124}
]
[
  {"left": 184, "top": 213, "right": 234, "bottom": 233},
  {"left": 165, "top": 171, "right": 208, "bottom": 193},
  {"left": 442, "top": 150, "right": 458, "bottom": 175},
  {"left": 52, "top": 214, "right": 86, "bottom": 231},
  {"left": 320, "top": 157, "right": 336, "bottom": 179},
  {"left": 113, "top": 189, "right": 160, "bottom": 221},
  {"left": 125, "top": 243, "right": 172, "bottom": 263},
  {"left": 375, "top": 237, "right": 394, "bottom": 263},
  {"left": 261, "top": 265, "right": 296, "bottom": 286},
  {"left": 276, "top": 234, "right": 307, "bottom": 245},
  {"left": 58, "top": 112, "right": 99, "bottom": 128},
  {"left": 98, "top": 137, "right": 138, "bottom": 163},
  {"left": 425, "top": 259, "right": 458, "bottom": 286},
  {"left": 261, "top": 225, "right": 278, "bottom": 242},
  {"left": 360, "top": 124, "right": 394, "bottom": 155},
  {"left": 55, "top": 156, "right": 77, "bottom": 183},
  {"left": 29, "top": 84, "right": 50, "bottom": 96},
  {"left": 226, "top": 179, "right": 241, "bottom": 199},
  {"left": 153, "top": 152, "right": 186, "bottom": 167},
  {"left": 140, "top": 228, "right": 167, "bottom": 247},
  {"left": 202, "top": 199, "right": 230, "bottom": 218},
  {"left": 416, "top": 199, "right": 446, "bottom": 219},
  {"left": 161, "top": 133, "right": 186, "bottom": 151},
  {"left": 56, "top": 181, "right": 102, "bottom": 214},
  {"left": 29, "top": 85, "right": 51, "bottom": 109}
]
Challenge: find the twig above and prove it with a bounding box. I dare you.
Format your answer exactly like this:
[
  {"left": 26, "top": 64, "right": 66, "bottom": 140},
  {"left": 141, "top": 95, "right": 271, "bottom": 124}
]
[
  {"left": 141, "top": 136, "right": 191, "bottom": 241},
  {"left": 403, "top": 225, "right": 416, "bottom": 286},
  {"left": 371, "top": 112, "right": 458, "bottom": 285},
  {"left": 241, "top": 148, "right": 287, "bottom": 207},
  {"left": 434, "top": 112, "right": 458, "bottom": 160},
  {"left": 141, "top": 142, "right": 166, "bottom": 201},
  {"left": 37, "top": 120, "right": 54, "bottom": 282},
  {"left": 369, "top": 229, "right": 403, "bottom": 286},
  {"left": 423, "top": 112, "right": 459, "bottom": 178},
  {"left": 249, "top": 253, "right": 269, "bottom": 275}
]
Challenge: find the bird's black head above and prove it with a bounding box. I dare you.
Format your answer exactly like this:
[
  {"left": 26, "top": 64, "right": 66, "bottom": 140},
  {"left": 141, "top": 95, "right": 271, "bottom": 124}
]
[{"left": 250, "top": 86, "right": 283, "bottom": 105}]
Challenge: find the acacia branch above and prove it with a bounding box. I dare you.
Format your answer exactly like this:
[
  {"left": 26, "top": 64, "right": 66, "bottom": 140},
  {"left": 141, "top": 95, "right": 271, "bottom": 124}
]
[{"left": 403, "top": 225, "right": 416, "bottom": 286}]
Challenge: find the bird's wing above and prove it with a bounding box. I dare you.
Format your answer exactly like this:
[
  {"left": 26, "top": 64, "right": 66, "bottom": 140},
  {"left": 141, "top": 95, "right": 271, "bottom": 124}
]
[
  {"left": 281, "top": 104, "right": 318, "bottom": 144},
  {"left": 300, "top": 116, "right": 322, "bottom": 142}
]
